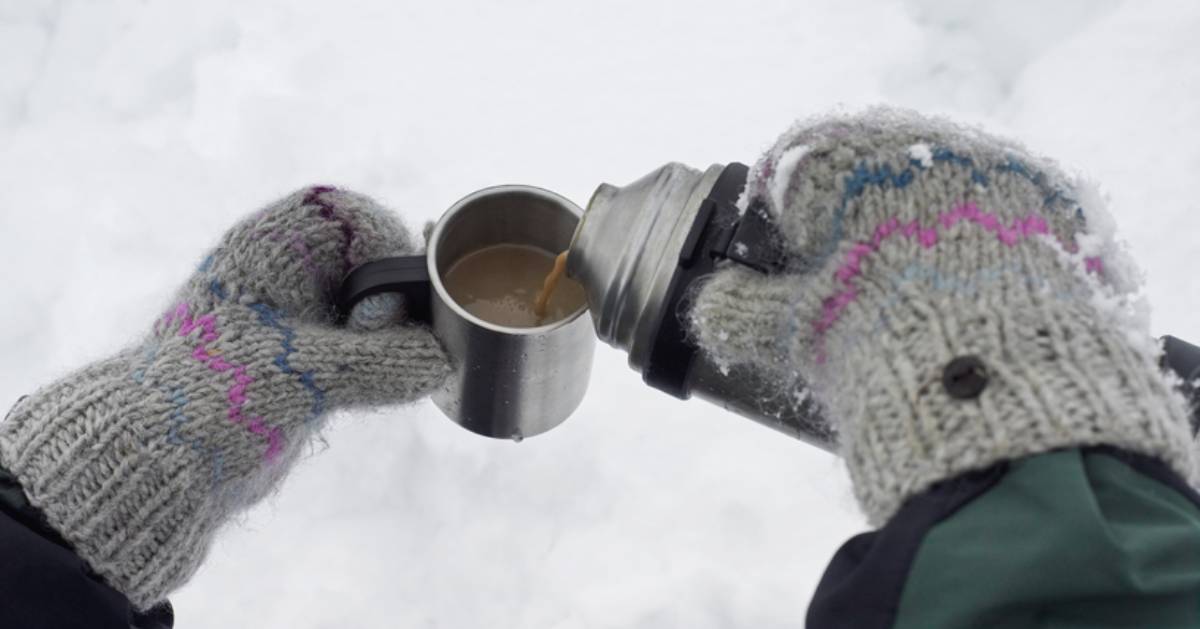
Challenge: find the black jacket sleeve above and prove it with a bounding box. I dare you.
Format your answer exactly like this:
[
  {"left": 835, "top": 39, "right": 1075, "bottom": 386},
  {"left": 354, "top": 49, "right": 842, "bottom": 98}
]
[{"left": 0, "top": 466, "right": 173, "bottom": 629}]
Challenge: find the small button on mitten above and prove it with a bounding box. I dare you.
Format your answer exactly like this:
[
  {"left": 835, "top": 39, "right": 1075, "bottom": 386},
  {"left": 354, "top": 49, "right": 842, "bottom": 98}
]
[{"left": 942, "top": 356, "right": 989, "bottom": 399}]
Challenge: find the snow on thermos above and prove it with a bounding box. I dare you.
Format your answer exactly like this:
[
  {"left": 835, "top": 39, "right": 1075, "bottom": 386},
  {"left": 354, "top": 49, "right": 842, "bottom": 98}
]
[
  {"left": 336, "top": 164, "right": 1199, "bottom": 448},
  {"left": 568, "top": 162, "right": 832, "bottom": 449}
]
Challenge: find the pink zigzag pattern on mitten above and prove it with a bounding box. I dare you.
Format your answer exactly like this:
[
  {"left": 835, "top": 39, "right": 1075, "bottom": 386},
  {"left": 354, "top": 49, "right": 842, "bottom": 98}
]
[
  {"left": 813, "top": 202, "right": 1103, "bottom": 363},
  {"left": 159, "top": 303, "right": 285, "bottom": 461}
]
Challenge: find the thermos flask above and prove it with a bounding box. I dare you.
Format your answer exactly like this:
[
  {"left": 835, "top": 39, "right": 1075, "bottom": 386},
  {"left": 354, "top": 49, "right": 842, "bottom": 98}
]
[
  {"left": 567, "top": 162, "right": 833, "bottom": 449},
  {"left": 336, "top": 163, "right": 1200, "bottom": 447}
]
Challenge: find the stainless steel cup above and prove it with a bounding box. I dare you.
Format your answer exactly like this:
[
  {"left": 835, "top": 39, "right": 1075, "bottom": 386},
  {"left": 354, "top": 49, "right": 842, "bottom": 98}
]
[
  {"left": 338, "top": 185, "right": 595, "bottom": 441},
  {"left": 428, "top": 186, "right": 595, "bottom": 440}
]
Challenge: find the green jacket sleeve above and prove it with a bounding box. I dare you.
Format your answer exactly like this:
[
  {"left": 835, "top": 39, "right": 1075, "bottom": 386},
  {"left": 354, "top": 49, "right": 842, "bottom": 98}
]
[{"left": 808, "top": 448, "right": 1200, "bottom": 629}]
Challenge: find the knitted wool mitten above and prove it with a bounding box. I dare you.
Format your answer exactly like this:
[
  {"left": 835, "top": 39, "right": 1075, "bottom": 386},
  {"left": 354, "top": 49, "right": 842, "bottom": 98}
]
[
  {"left": 690, "top": 108, "right": 1196, "bottom": 526},
  {"left": 0, "top": 186, "right": 450, "bottom": 609}
]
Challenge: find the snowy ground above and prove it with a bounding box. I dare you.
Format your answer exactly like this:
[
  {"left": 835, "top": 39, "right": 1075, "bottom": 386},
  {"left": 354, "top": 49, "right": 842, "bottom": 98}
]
[{"left": 1, "top": 0, "right": 1198, "bottom": 626}]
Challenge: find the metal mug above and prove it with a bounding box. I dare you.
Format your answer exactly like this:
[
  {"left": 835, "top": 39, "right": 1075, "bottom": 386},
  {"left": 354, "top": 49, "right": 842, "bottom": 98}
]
[{"left": 336, "top": 185, "right": 595, "bottom": 441}]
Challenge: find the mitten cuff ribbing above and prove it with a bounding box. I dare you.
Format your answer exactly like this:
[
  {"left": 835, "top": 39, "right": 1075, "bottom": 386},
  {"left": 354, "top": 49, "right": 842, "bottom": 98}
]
[
  {"left": 0, "top": 356, "right": 221, "bottom": 610},
  {"left": 827, "top": 295, "right": 1196, "bottom": 525}
]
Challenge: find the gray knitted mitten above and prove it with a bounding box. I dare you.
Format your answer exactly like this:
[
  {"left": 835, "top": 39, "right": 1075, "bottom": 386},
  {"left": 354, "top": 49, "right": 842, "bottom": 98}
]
[
  {"left": 0, "top": 186, "right": 451, "bottom": 609},
  {"left": 690, "top": 107, "right": 1196, "bottom": 526}
]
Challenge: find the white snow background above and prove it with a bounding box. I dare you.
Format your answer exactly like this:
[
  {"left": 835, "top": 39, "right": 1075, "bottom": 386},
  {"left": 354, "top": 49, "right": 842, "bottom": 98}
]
[{"left": 2, "top": 0, "right": 1199, "bottom": 626}]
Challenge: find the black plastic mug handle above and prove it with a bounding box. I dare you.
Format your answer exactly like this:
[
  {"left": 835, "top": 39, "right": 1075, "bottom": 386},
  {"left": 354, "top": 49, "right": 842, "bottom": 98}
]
[{"left": 335, "top": 256, "right": 433, "bottom": 325}]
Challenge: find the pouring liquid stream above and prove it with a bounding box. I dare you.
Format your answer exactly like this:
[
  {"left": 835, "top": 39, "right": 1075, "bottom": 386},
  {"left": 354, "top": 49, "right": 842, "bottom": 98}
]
[
  {"left": 534, "top": 251, "right": 569, "bottom": 323},
  {"left": 443, "top": 245, "right": 582, "bottom": 328}
]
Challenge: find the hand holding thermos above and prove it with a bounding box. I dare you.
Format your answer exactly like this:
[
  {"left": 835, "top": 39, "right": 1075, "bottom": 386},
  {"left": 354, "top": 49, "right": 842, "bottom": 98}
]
[{"left": 687, "top": 109, "right": 1197, "bottom": 524}]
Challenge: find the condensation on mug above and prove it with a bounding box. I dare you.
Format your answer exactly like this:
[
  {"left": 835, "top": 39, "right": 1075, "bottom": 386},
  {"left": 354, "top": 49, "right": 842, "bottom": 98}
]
[{"left": 426, "top": 186, "right": 595, "bottom": 440}]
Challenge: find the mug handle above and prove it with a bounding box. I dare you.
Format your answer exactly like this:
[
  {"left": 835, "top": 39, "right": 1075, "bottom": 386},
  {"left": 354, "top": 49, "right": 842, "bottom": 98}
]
[{"left": 335, "top": 256, "right": 433, "bottom": 325}]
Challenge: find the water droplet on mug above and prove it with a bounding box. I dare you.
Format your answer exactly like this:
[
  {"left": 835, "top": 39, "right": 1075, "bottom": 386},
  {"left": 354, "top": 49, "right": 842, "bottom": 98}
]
[{"left": 511, "top": 430, "right": 524, "bottom": 443}]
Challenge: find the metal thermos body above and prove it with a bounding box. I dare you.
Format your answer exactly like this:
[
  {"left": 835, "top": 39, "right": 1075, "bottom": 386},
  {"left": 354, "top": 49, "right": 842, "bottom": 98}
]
[{"left": 567, "top": 163, "right": 835, "bottom": 451}]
